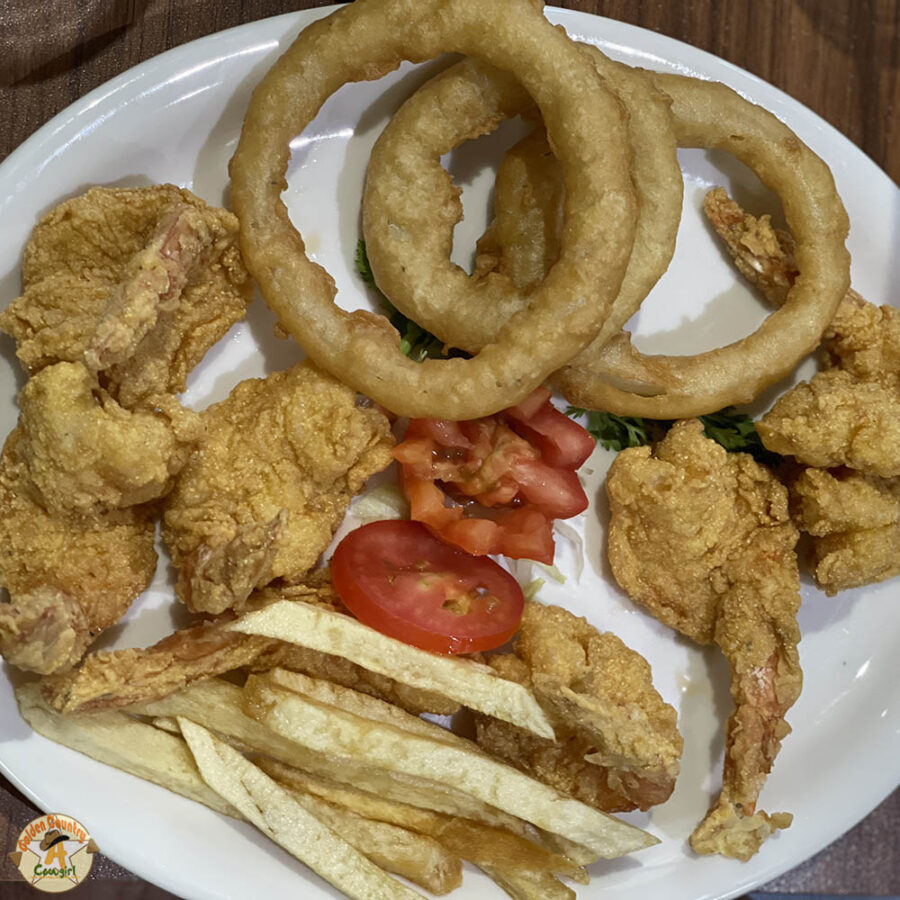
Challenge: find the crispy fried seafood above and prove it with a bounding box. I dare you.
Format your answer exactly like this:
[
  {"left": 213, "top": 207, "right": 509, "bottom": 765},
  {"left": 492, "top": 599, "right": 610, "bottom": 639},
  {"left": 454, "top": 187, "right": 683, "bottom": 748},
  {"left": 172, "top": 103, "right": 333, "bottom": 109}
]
[
  {"left": 17, "top": 361, "right": 202, "bottom": 515},
  {"left": 790, "top": 468, "right": 900, "bottom": 593},
  {"left": 706, "top": 189, "right": 900, "bottom": 591},
  {"left": 0, "top": 429, "right": 157, "bottom": 674},
  {"left": 163, "top": 363, "right": 395, "bottom": 615},
  {"left": 704, "top": 189, "right": 900, "bottom": 390},
  {"left": 0, "top": 185, "right": 251, "bottom": 675},
  {"left": 475, "top": 602, "right": 683, "bottom": 813},
  {"left": 0, "top": 185, "right": 253, "bottom": 408},
  {"left": 607, "top": 420, "right": 802, "bottom": 860},
  {"left": 41, "top": 616, "right": 271, "bottom": 714},
  {"left": 759, "top": 370, "right": 900, "bottom": 477}
]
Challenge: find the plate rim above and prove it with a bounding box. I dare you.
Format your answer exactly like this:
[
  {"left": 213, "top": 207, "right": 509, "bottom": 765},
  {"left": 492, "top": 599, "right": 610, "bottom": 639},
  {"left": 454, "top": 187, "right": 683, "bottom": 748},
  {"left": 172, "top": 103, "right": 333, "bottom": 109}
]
[{"left": 0, "top": 6, "right": 897, "bottom": 900}]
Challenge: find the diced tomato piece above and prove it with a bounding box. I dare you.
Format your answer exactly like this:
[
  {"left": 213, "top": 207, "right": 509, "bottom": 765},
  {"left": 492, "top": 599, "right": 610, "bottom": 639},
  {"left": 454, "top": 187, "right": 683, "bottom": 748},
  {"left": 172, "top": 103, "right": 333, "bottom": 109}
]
[
  {"left": 505, "top": 396, "right": 595, "bottom": 469},
  {"left": 392, "top": 389, "right": 592, "bottom": 562}
]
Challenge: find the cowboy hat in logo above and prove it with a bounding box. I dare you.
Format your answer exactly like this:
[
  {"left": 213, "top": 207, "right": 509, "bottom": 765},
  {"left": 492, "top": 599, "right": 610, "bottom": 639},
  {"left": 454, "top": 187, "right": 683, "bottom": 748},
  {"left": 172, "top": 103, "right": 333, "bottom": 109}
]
[{"left": 8, "top": 813, "right": 98, "bottom": 893}]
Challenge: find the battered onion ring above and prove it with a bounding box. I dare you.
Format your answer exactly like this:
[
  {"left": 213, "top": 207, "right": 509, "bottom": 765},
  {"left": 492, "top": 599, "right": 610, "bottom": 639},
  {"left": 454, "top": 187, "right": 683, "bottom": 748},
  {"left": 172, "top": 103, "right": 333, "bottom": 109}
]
[
  {"left": 367, "top": 61, "right": 850, "bottom": 417},
  {"left": 489, "top": 73, "right": 851, "bottom": 415},
  {"left": 229, "top": 0, "right": 636, "bottom": 420},
  {"left": 363, "top": 49, "right": 682, "bottom": 354},
  {"left": 552, "top": 72, "right": 850, "bottom": 416}
]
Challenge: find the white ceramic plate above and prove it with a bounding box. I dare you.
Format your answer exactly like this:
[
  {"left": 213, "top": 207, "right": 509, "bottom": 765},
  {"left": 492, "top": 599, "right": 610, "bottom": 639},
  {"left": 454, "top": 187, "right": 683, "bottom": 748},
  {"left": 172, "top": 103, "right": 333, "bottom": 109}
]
[{"left": 1, "top": 7, "right": 898, "bottom": 900}]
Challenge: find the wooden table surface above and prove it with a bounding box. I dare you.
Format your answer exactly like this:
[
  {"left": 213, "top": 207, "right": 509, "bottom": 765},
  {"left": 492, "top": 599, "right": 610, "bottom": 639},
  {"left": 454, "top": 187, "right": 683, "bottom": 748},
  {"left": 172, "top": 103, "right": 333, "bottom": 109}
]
[{"left": 0, "top": 1, "right": 898, "bottom": 898}]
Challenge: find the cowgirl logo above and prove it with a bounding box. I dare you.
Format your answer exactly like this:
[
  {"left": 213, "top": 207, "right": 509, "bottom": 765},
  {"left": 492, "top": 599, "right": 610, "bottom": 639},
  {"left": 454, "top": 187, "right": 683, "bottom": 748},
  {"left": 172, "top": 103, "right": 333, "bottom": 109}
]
[{"left": 8, "top": 813, "right": 98, "bottom": 893}]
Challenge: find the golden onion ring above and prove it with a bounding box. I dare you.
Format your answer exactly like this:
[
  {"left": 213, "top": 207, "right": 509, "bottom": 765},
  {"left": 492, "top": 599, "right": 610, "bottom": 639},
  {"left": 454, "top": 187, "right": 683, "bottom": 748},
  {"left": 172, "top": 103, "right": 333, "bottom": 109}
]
[
  {"left": 365, "top": 56, "right": 850, "bottom": 417},
  {"left": 230, "top": 0, "right": 636, "bottom": 419},
  {"left": 363, "top": 50, "right": 682, "bottom": 356},
  {"left": 552, "top": 72, "right": 851, "bottom": 416}
]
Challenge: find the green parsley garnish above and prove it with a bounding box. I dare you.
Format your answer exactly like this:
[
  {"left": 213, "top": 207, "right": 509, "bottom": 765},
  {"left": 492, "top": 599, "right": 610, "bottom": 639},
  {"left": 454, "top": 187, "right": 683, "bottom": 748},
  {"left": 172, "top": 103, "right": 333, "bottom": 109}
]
[
  {"left": 566, "top": 406, "right": 779, "bottom": 463},
  {"left": 354, "top": 239, "right": 378, "bottom": 289},
  {"left": 565, "top": 408, "right": 657, "bottom": 451},
  {"left": 355, "top": 240, "right": 449, "bottom": 363}
]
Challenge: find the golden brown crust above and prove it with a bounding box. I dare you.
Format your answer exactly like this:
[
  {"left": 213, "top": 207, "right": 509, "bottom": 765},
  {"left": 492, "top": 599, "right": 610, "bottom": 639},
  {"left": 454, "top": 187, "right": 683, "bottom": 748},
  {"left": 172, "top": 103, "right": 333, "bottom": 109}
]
[
  {"left": 607, "top": 420, "right": 802, "bottom": 859},
  {"left": 0, "top": 185, "right": 252, "bottom": 407},
  {"left": 0, "top": 429, "right": 157, "bottom": 674},
  {"left": 17, "top": 362, "right": 202, "bottom": 516},
  {"left": 758, "top": 370, "right": 900, "bottom": 477},
  {"left": 163, "top": 362, "right": 395, "bottom": 614},
  {"left": 475, "top": 602, "right": 682, "bottom": 813}
]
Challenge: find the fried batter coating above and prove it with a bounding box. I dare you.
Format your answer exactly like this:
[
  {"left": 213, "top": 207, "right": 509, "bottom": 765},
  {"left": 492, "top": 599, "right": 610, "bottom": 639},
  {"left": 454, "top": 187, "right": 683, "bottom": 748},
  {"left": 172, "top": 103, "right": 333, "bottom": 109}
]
[
  {"left": 474, "top": 602, "right": 682, "bottom": 813},
  {"left": 40, "top": 579, "right": 339, "bottom": 714},
  {"left": 17, "top": 362, "right": 202, "bottom": 515},
  {"left": 0, "top": 185, "right": 253, "bottom": 408},
  {"left": 163, "top": 363, "right": 395, "bottom": 614},
  {"left": 40, "top": 617, "right": 271, "bottom": 714},
  {"left": 0, "top": 430, "right": 157, "bottom": 674},
  {"left": 706, "top": 188, "right": 900, "bottom": 593},
  {"left": 704, "top": 188, "right": 900, "bottom": 388},
  {"left": 822, "top": 292, "right": 900, "bottom": 389},
  {"left": 758, "top": 370, "right": 900, "bottom": 477},
  {"left": 703, "top": 186, "right": 798, "bottom": 308},
  {"left": 607, "top": 420, "right": 802, "bottom": 860},
  {"left": 790, "top": 468, "right": 900, "bottom": 594}
]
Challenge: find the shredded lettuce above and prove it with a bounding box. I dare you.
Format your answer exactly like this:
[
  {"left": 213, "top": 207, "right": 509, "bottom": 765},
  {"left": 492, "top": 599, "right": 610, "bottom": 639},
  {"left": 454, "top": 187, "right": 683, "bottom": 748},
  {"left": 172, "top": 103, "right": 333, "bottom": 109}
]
[{"left": 352, "top": 482, "right": 409, "bottom": 523}]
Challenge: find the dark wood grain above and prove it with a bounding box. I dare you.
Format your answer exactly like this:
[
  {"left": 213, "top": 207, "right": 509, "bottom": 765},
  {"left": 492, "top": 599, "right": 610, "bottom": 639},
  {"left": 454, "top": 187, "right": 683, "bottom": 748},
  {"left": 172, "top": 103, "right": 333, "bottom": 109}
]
[
  {"left": 0, "top": 1, "right": 897, "bottom": 896},
  {"left": 0, "top": 0, "right": 897, "bottom": 178}
]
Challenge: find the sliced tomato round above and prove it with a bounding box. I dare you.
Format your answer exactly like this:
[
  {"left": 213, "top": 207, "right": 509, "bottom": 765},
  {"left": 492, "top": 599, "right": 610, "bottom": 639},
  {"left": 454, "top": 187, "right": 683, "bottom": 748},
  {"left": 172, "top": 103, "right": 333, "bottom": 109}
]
[{"left": 332, "top": 520, "right": 524, "bottom": 655}]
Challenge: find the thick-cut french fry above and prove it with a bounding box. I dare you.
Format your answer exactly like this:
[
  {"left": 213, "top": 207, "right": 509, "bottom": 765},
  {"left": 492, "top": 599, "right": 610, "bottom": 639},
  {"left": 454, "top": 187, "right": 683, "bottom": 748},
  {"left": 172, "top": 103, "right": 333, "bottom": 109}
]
[
  {"left": 15, "top": 683, "right": 236, "bottom": 817},
  {"left": 178, "top": 718, "right": 426, "bottom": 900},
  {"left": 229, "top": 601, "right": 555, "bottom": 738},
  {"left": 264, "top": 667, "right": 473, "bottom": 748},
  {"left": 258, "top": 758, "right": 588, "bottom": 881},
  {"left": 282, "top": 787, "right": 463, "bottom": 894},
  {"left": 252, "top": 642, "right": 460, "bottom": 716},
  {"left": 243, "top": 674, "right": 657, "bottom": 859},
  {"left": 132, "top": 679, "right": 536, "bottom": 833},
  {"left": 154, "top": 714, "right": 461, "bottom": 893},
  {"left": 156, "top": 713, "right": 462, "bottom": 895},
  {"left": 481, "top": 864, "right": 576, "bottom": 900}
]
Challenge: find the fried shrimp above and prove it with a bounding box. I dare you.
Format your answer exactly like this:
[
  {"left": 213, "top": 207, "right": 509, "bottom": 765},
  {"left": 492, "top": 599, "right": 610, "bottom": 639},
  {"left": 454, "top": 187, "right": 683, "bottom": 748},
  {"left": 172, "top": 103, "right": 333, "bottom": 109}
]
[
  {"left": 162, "top": 363, "right": 395, "bottom": 615},
  {"left": 790, "top": 468, "right": 900, "bottom": 593},
  {"left": 607, "top": 420, "right": 802, "bottom": 860},
  {"left": 707, "top": 189, "right": 900, "bottom": 591},
  {"left": 758, "top": 370, "right": 900, "bottom": 477},
  {"left": 475, "top": 602, "right": 683, "bottom": 813},
  {"left": 0, "top": 185, "right": 253, "bottom": 408},
  {"left": 705, "top": 188, "right": 900, "bottom": 390},
  {"left": 0, "top": 430, "right": 157, "bottom": 674}
]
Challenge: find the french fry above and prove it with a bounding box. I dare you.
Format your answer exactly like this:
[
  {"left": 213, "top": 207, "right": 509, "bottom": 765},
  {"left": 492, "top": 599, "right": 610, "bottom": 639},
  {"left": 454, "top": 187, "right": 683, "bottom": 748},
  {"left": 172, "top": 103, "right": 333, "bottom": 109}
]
[
  {"left": 258, "top": 757, "right": 588, "bottom": 881},
  {"left": 481, "top": 865, "right": 576, "bottom": 900},
  {"left": 252, "top": 642, "right": 460, "bottom": 715},
  {"left": 178, "top": 718, "right": 425, "bottom": 900},
  {"left": 156, "top": 715, "right": 462, "bottom": 895},
  {"left": 279, "top": 787, "right": 462, "bottom": 894},
  {"left": 132, "top": 679, "right": 537, "bottom": 833},
  {"left": 243, "top": 674, "right": 658, "bottom": 859},
  {"left": 15, "top": 682, "right": 236, "bottom": 817},
  {"left": 264, "top": 667, "right": 473, "bottom": 748},
  {"left": 229, "top": 600, "right": 555, "bottom": 738}
]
